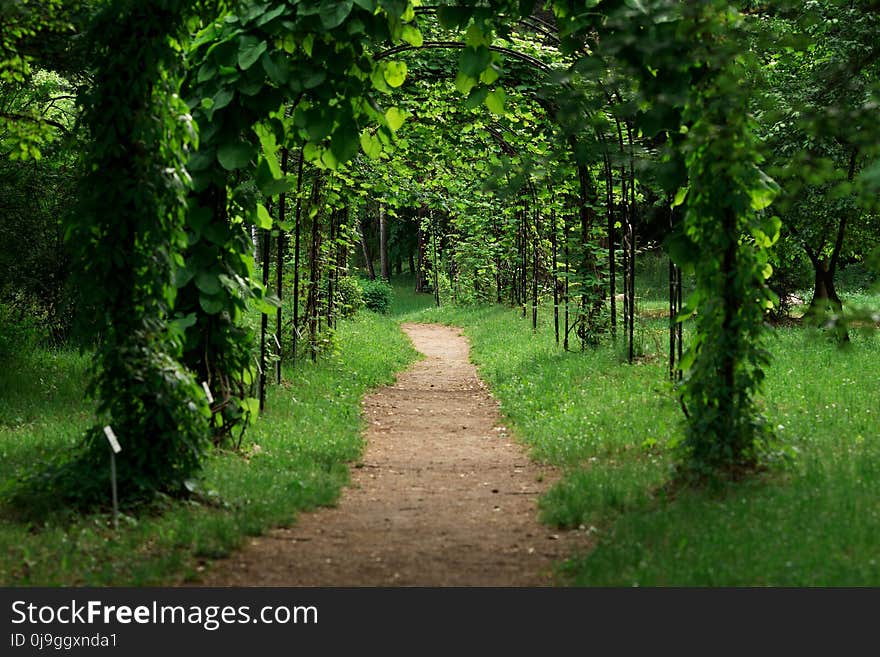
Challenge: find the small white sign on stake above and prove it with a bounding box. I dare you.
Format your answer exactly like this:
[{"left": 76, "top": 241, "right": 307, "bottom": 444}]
[
  {"left": 202, "top": 381, "right": 214, "bottom": 404},
  {"left": 103, "top": 425, "right": 121, "bottom": 454},
  {"left": 102, "top": 425, "right": 121, "bottom": 530}
]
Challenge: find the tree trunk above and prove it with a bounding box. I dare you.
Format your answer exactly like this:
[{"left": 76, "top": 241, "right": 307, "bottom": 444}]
[
  {"left": 416, "top": 215, "right": 425, "bottom": 292},
  {"left": 275, "top": 148, "right": 288, "bottom": 384},
  {"left": 307, "top": 210, "right": 321, "bottom": 362},
  {"left": 326, "top": 209, "right": 336, "bottom": 329},
  {"left": 291, "top": 150, "right": 304, "bottom": 367},
  {"left": 552, "top": 208, "right": 559, "bottom": 345},
  {"left": 379, "top": 203, "right": 390, "bottom": 281},
  {"left": 808, "top": 256, "right": 844, "bottom": 312},
  {"left": 358, "top": 216, "right": 376, "bottom": 280},
  {"left": 259, "top": 221, "right": 271, "bottom": 412}
]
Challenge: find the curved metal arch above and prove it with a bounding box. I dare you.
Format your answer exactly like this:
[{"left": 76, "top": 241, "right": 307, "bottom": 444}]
[
  {"left": 414, "top": 5, "right": 562, "bottom": 47},
  {"left": 375, "top": 40, "right": 552, "bottom": 73}
]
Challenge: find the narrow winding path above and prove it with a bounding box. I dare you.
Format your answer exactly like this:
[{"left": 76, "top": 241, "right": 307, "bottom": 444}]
[{"left": 198, "top": 323, "right": 589, "bottom": 586}]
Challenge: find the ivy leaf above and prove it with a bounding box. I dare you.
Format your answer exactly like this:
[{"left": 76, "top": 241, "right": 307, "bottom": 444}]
[
  {"left": 261, "top": 51, "right": 290, "bottom": 85},
  {"left": 401, "top": 25, "right": 423, "bottom": 47},
  {"left": 238, "top": 36, "right": 267, "bottom": 70},
  {"left": 455, "top": 71, "right": 476, "bottom": 95},
  {"left": 752, "top": 214, "right": 782, "bottom": 248},
  {"left": 254, "top": 124, "right": 281, "bottom": 178},
  {"left": 217, "top": 141, "right": 255, "bottom": 170},
  {"left": 254, "top": 203, "right": 273, "bottom": 229},
  {"left": 749, "top": 170, "right": 780, "bottom": 211},
  {"left": 437, "top": 5, "right": 472, "bottom": 28},
  {"left": 465, "top": 24, "right": 485, "bottom": 48},
  {"left": 479, "top": 65, "right": 499, "bottom": 85},
  {"left": 174, "top": 265, "right": 195, "bottom": 288},
  {"left": 199, "top": 294, "right": 224, "bottom": 315},
  {"left": 385, "top": 106, "right": 406, "bottom": 131},
  {"left": 485, "top": 88, "right": 506, "bottom": 115},
  {"left": 665, "top": 229, "right": 699, "bottom": 274},
  {"left": 371, "top": 66, "right": 391, "bottom": 93},
  {"left": 195, "top": 271, "right": 221, "bottom": 295},
  {"left": 671, "top": 186, "right": 688, "bottom": 208},
  {"left": 320, "top": 147, "right": 339, "bottom": 170},
  {"left": 256, "top": 4, "right": 286, "bottom": 26},
  {"left": 379, "top": 0, "right": 407, "bottom": 17},
  {"left": 197, "top": 61, "right": 217, "bottom": 83},
  {"left": 360, "top": 130, "right": 382, "bottom": 159},
  {"left": 465, "top": 86, "right": 489, "bottom": 109},
  {"left": 330, "top": 120, "right": 360, "bottom": 164},
  {"left": 624, "top": 0, "right": 647, "bottom": 13},
  {"left": 319, "top": 0, "right": 353, "bottom": 29},
  {"left": 383, "top": 61, "right": 407, "bottom": 88},
  {"left": 460, "top": 46, "right": 491, "bottom": 77},
  {"left": 212, "top": 87, "right": 234, "bottom": 112}
]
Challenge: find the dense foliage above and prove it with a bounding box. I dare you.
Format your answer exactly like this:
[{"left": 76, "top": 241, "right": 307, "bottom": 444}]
[{"left": 1, "top": 0, "right": 877, "bottom": 505}]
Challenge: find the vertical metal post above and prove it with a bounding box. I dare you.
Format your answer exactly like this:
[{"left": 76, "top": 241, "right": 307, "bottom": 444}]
[{"left": 110, "top": 451, "right": 118, "bottom": 530}]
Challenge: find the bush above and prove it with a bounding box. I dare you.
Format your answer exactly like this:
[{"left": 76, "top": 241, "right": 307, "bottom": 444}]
[
  {"left": 335, "top": 276, "right": 364, "bottom": 318},
  {"left": 359, "top": 278, "right": 393, "bottom": 313},
  {"left": 0, "top": 300, "right": 43, "bottom": 362}
]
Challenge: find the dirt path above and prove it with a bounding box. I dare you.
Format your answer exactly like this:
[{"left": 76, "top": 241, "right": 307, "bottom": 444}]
[{"left": 197, "top": 323, "right": 590, "bottom": 586}]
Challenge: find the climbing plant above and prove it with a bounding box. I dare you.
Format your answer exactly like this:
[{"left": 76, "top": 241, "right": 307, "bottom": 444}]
[
  {"left": 554, "top": 0, "right": 782, "bottom": 475},
  {"left": 63, "top": 0, "right": 211, "bottom": 502},
  {"left": 54, "top": 0, "right": 816, "bottom": 506}
]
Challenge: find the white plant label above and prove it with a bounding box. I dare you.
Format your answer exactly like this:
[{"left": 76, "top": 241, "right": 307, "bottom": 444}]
[
  {"left": 202, "top": 381, "right": 214, "bottom": 404},
  {"left": 103, "top": 425, "right": 122, "bottom": 454}
]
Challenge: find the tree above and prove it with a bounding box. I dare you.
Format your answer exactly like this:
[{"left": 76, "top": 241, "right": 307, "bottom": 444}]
[{"left": 754, "top": 0, "right": 880, "bottom": 314}]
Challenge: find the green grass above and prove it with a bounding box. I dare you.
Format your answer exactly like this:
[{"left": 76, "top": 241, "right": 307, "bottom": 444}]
[
  {"left": 0, "top": 311, "right": 418, "bottom": 585},
  {"left": 387, "top": 271, "right": 437, "bottom": 317},
  {"left": 405, "top": 296, "right": 880, "bottom": 586},
  {"left": 3, "top": 267, "right": 877, "bottom": 586}
]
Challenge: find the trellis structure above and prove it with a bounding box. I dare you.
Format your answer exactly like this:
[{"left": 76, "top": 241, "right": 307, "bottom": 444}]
[{"left": 65, "top": 0, "right": 780, "bottom": 503}]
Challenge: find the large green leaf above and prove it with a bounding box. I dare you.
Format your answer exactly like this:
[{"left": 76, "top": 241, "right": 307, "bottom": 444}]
[
  {"left": 217, "top": 141, "right": 255, "bottom": 170},
  {"left": 254, "top": 203, "right": 273, "bottom": 229},
  {"left": 254, "top": 124, "right": 281, "bottom": 178},
  {"left": 319, "top": 0, "right": 353, "bottom": 29},
  {"left": 260, "top": 51, "right": 290, "bottom": 85},
  {"left": 212, "top": 87, "right": 234, "bottom": 111},
  {"left": 464, "top": 86, "right": 488, "bottom": 109},
  {"left": 195, "top": 271, "right": 221, "bottom": 295},
  {"left": 401, "top": 24, "right": 423, "bottom": 47},
  {"left": 379, "top": 0, "right": 407, "bottom": 17},
  {"left": 199, "top": 294, "right": 224, "bottom": 315},
  {"left": 485, "top": 88, "right": 506, "bottom": 115},
  {"left": 383, "top": 61, "right": 407, "bottom": 88},
  {"left": 238, "top": 36, "right": 267, "bottom": 70},
  {"left": 360, "top": 130, "right": 382, "bottom": 159},
  {"left": 437, "top": 5, "right": 472, "bottom": 28},
  {"left": 460, "top": 46, "right": 491, "bottom": 77},
  {"left": 330, "top": 120, "right": 360, "bottom": 164},
  {"left": 385, "top": 106, "right": 406, "bottom": 131}
]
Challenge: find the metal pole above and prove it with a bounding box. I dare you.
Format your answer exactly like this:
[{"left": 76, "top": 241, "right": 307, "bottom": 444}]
[{"left": 110, "top": 450, "right": 118, "bottom": 530}]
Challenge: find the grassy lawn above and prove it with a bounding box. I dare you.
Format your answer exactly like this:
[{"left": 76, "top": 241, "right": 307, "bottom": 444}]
[
  {"left": 397, "top": 273, "right": 880, "bottom": 586},
  {"left": 2, "top": 267, "right": 877, "bottom": 586},
  {"left": 0, "top": 311, "right": 418, "bottom": 585}
]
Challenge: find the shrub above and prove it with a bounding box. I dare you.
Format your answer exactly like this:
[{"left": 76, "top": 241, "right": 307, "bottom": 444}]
[
  {"left": 0, "top": 300, "right": 43, "bottom": 362},
  {"left": 359, "top": 278, "right": 393, "bottom": 313},
  {"left": 335, "top": 276, "right": 364, "bottom": 318}
]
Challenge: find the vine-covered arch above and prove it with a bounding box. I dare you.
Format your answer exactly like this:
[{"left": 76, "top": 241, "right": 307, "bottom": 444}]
[{"left": 63, "top": 0, "right": 782, "bottom": 504}]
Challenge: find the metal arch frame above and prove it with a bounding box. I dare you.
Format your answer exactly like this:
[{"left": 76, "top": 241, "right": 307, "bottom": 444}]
[{"left": 372, "top": 13, "right": 635, "bottom": 354}]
